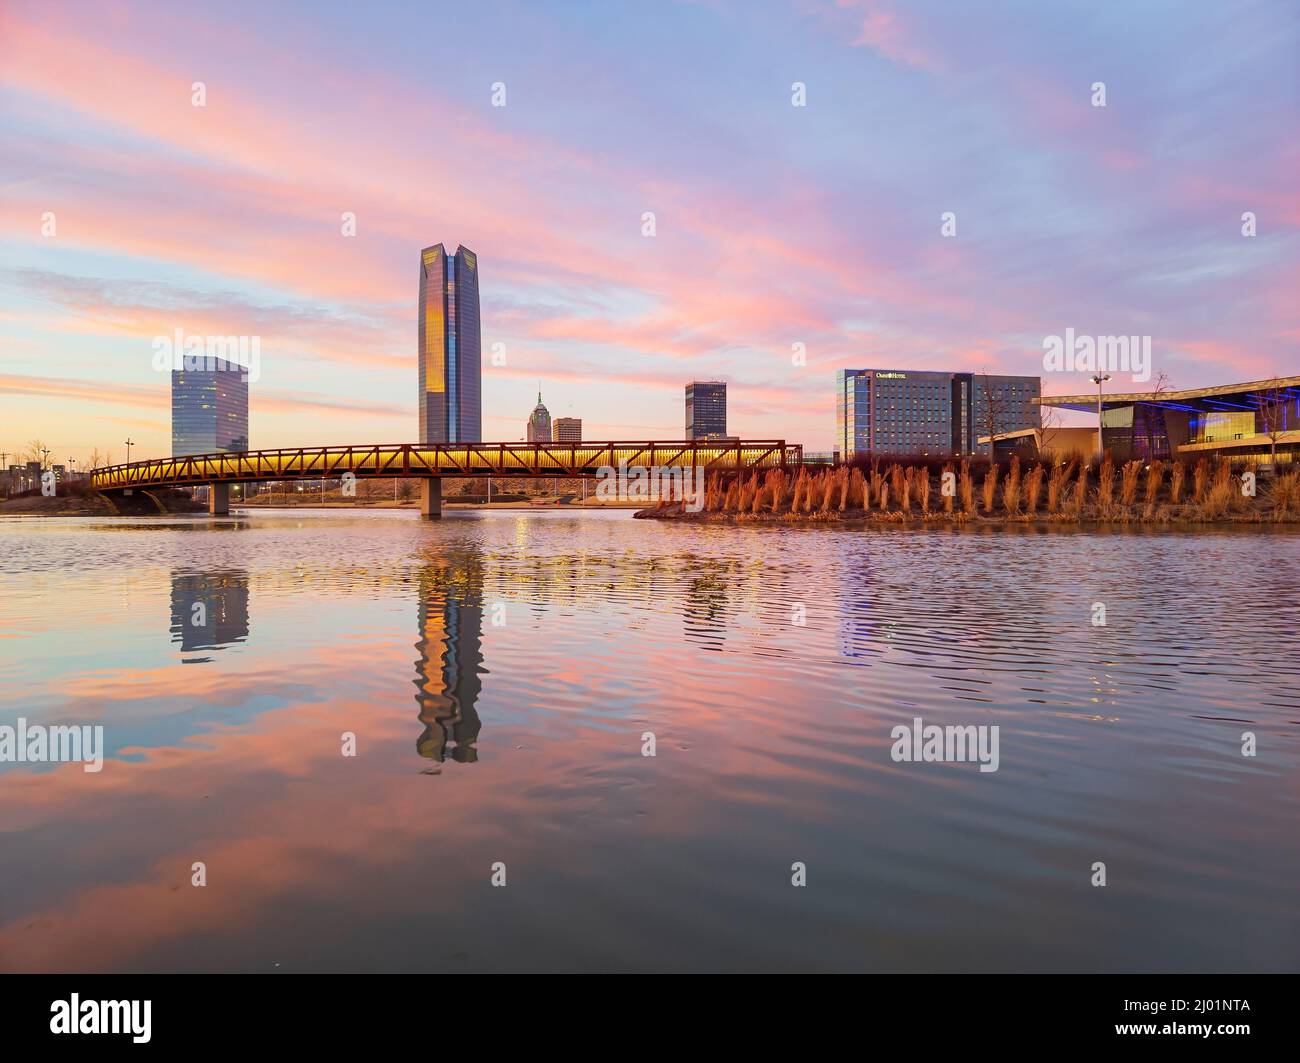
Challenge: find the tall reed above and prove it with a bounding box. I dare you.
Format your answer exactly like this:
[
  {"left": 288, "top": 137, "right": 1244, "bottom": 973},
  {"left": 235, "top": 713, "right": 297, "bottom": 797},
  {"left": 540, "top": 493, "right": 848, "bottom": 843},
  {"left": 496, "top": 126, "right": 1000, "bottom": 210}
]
[
  {"left": 1169, "top": 462, "right": 1185, "bottom": 505},
  {"left": 1002, "top": 456, "right": 1022, "bottom": 516},
  {"left": 1099, "top": 457, "right": 1115, "bottom": 508},
  {"left": 1023, "top": 464, "right": 1044, "bottom": 516},
  {"left": 847, "top": 468, "right": 866, "bottom": 511},
  {"left": 982, "top": 462, "right": 1000, "bottom": 514},
  {"left": 1144, "top": 461, "right": 1163, "bottom": 506},
  {"left": 1193, "top": 459, "right": 1208, "bottom": 502},
  {"left": 1119, "top": 460, "right": 1141, "bottom": 507},
  {"left": 1271, "top": 469, "right": 1300, "bottom": 520},
  {"left": 1047, "top": 460, "right": 1072, "bottom": 514},
  {"left": 1071, "top": 464, "right": 1088, "bottom": 518}
]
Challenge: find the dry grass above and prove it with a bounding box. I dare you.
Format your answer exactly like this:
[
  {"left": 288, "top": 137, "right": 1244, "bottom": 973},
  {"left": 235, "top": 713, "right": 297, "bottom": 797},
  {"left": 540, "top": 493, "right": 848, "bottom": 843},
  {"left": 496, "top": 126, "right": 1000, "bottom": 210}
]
[
  {"left": 1120, "top": 460, "right": 1141, "bottom": 507},
  {"left": 915, "top": 466, "right": 931, "bottom": 516},
  {"left": 1270, "top": 470, "right": 1300, "bottom": 520},
  {"left": 685, "top": 456, "right": 1294, "bottom": 524},
  {"left": 1023, "top": 464, "right": 1044, "bottom": 516},
  {"left": 1099, "top": 457, "right": 1115, "bottom": 508},
  {"left": 1145, "top": 461, "right": 1164, "bottom": 506},
  {"left": 1002, "top": 456, "right": 1022, "bottom": 516},
  {"left": 1072, "top": 464, "right": 1088, "bottom": 518},
  {"left": 981, "top": 462, "right": 1000, "bottom": 514},
  {"left": 1047, "top": 460, "right": 1073, "bottom": 514},
  {"left": 1169, "top": 462, "right": 1186, "bottom": 505}
]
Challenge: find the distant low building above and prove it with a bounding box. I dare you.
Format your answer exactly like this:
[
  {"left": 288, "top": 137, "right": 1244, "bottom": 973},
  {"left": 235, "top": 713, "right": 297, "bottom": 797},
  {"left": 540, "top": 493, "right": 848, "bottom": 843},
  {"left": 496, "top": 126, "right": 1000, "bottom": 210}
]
[
  {"left": 553, "top": 417, "right": 582, "bottom": 443},
  {"left": 979, "top": 427, "right": 1097, "bottom": 464}
]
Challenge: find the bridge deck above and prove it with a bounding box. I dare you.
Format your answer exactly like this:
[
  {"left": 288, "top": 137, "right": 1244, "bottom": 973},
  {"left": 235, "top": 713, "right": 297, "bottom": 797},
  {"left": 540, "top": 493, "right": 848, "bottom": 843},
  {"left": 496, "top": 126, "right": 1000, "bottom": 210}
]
[{"left": 90, "top": 440, "right": 800, "bottom": 490}]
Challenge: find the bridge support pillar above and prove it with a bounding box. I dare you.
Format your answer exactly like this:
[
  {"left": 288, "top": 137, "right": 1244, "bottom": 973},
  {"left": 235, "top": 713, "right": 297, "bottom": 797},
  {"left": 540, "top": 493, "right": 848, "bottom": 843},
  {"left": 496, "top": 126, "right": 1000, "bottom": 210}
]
[
  {"left": 208, "top": 482, "right": 230, "bottom": 516},
  {"left": 419, "top": 477, "right": 442, "bottom": 519}
]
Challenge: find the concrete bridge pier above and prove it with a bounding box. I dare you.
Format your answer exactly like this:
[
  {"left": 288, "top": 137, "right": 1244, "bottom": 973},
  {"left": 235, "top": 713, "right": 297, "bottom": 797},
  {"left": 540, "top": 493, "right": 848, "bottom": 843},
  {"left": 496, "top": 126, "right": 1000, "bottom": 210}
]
[
  {"left": 419, "top": 477, "right": 442, "bottom": 519},
  {"left": 208, "top": 482, "right": 230, "bottom": 516}
]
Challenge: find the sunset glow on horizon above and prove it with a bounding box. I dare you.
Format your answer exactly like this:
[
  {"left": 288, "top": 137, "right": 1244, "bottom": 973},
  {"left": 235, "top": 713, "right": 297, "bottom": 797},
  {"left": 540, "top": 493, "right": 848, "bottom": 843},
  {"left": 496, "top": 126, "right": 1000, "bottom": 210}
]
[{"left": 2, "top": 0, "right": 1296, "bottom": 462}]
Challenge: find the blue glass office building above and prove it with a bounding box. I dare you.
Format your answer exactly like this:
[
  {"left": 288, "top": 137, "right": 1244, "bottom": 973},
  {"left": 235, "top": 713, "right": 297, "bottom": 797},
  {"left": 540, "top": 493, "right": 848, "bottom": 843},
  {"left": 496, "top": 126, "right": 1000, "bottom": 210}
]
[
  {"left": 171, "top": 358, "right": 249, "bottom": 456},
  {"left": 837, "top": 368, "right": 1040, "bottom": 459},
  {"left": 419, "top": 244, "right": 481, "bottom": 444}
]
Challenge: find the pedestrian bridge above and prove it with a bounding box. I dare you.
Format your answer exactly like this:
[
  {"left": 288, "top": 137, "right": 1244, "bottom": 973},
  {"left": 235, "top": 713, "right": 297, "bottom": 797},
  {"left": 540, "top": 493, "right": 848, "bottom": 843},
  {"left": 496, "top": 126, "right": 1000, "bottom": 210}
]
[{"left": 90, "top": 440, "right": 800, "bottom": 516}]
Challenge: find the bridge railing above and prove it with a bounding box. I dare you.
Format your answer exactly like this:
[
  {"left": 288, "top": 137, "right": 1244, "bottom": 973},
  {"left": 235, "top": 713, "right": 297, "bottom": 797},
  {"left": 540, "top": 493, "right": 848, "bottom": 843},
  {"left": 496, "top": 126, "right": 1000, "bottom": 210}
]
[{"left": 90, "top": 441, "right": 802, "bottom": 489}]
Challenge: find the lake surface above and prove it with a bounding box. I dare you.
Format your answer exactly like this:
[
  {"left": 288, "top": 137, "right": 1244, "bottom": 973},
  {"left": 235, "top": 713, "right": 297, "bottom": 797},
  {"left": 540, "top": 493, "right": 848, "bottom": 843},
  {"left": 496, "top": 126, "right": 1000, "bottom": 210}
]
[{"left": 1, "top": 509, "right": 1297, "bottom": 972}]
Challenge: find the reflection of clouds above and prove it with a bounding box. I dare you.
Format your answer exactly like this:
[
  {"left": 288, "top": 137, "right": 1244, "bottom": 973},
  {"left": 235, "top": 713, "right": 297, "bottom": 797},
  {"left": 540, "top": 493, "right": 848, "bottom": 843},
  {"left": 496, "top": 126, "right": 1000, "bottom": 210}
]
[
  {"left": 169, "top": 570, "right": 249, "bottom": 656},
  {"left": 413, "top": 555, "right": 484, "bottom": 772}
]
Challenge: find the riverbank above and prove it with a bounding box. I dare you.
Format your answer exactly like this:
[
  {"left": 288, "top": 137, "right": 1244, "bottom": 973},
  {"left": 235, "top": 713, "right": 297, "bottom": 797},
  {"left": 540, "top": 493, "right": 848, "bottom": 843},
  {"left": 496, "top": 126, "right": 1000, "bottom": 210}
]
[
  {"left": 635, "top": 458, "right": 1300, "bottom": 525},
  {"left": 0, "top": 488, "right": 203, "bottom": 516}
]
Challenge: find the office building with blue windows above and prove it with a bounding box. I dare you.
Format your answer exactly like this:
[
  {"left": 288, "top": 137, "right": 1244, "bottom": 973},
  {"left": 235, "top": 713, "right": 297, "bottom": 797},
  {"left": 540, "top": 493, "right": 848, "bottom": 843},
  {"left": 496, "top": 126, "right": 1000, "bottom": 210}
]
[
  {"left": 836, "top": 368, "right": 1040, "bottom": 459},
  {"left": 172, "top": 358, "right": 249, "bottom": 456}
]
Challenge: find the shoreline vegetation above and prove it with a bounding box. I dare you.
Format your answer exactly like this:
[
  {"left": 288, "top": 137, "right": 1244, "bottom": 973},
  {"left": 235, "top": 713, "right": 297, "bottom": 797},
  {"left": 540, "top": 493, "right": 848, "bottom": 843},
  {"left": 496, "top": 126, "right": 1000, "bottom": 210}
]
[{"left": 635, "top": 456, "right": 1300, "bottom": 525}]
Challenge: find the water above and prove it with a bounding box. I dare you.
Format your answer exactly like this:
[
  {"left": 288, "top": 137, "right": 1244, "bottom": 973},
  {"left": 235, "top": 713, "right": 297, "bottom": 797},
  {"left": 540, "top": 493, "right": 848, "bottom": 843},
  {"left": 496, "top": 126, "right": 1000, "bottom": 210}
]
[{"left": 1, "top": 509, "right": 1297, "bottom": 972}]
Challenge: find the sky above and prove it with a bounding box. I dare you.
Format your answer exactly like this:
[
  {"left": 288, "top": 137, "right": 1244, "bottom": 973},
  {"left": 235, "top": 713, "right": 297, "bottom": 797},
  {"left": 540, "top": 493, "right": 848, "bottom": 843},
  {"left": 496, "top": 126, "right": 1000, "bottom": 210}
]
[{"left": 1, "top": 0, "right": 1297, "bottom": 463}]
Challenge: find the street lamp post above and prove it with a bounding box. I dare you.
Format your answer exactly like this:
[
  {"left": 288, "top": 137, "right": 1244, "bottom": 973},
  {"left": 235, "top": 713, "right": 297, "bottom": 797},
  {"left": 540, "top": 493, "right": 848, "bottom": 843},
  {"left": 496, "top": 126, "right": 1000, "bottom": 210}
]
[
  {"left": 1090, "top": 374, "right": 1111, "bottom": 460},
  {"left": 124, "top": 438, "right": 135, "bottom": 465}
]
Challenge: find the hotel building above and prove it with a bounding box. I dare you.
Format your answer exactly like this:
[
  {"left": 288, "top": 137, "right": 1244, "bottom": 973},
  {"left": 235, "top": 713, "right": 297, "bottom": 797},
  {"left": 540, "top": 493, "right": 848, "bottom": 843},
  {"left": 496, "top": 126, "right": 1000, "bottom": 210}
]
[
  {"left": 836, "top": 369, "right": 1041, "bottom": 459},
  {"left": 418, "top": 243, "right": 482, "bottom": 444}
]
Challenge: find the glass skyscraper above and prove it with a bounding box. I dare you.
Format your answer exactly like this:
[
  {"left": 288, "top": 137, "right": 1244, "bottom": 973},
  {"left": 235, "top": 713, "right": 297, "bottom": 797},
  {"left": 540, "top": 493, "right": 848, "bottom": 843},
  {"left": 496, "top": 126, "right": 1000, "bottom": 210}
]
[
  {"left": 836, "top": 368, "right": 1040, "bottom": 459},
  {"left": 686, "top": 381, "right": 727, "bottom": 439},
  {"left": 171, "top": 358, "right": 249, "bottom": 456},
  {"left": 419, "top": 243, "right": 481, "bottom": 444}
]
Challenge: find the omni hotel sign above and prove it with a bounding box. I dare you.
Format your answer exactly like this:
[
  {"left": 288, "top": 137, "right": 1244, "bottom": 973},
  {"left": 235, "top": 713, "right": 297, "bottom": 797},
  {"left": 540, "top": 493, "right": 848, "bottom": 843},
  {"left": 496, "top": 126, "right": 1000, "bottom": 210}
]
[{"left": 874, "top": 371, "right": 907, "bottom": 380}]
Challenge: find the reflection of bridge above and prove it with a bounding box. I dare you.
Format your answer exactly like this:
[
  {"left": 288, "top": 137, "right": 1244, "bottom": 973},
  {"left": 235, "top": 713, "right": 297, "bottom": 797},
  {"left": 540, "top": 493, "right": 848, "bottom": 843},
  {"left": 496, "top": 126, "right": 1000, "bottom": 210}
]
[{"left": 90, "top": 440, "right": 800, "bottom": 516}]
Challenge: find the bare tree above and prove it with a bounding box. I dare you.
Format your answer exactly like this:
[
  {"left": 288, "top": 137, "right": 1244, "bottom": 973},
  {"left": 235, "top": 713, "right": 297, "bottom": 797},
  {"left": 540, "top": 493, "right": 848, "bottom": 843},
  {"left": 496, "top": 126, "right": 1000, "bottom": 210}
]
[
  {"left": 1257, "top": 376, "right": 1292, "bottom": 470},
  {"left": 1142, "top": 371, "right": 1171, "bottom": 460},
  {"left": 1038, "top": 403, "right": 1063, "bottom": 462},
  {"left": 977, "top": 370, "right": 1011, "bottom": 460}
]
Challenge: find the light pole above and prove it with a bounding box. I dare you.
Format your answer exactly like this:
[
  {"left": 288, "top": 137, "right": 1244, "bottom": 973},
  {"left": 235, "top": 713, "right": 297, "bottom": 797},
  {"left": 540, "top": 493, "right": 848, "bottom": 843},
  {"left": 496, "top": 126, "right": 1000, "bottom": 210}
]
[
  {"left": 124, "top": 438, "right": 135, "bottom": 465},
  {"left": 1091, "top": 374, "right": 1110, "bottom": 460}
]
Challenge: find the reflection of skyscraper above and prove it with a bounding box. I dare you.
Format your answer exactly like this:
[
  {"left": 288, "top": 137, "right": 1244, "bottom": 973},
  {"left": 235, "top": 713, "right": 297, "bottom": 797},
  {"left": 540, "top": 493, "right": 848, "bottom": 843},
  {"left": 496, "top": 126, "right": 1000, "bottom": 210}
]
[
  {"left": 418, "top": 243, "right": 481, "bottom": 444},
  {"left": 413, "top": 559, "right": 484, "bottom": 771},
  {"left": 170, "top": 570, "right": 250, "bottom": 655}
]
